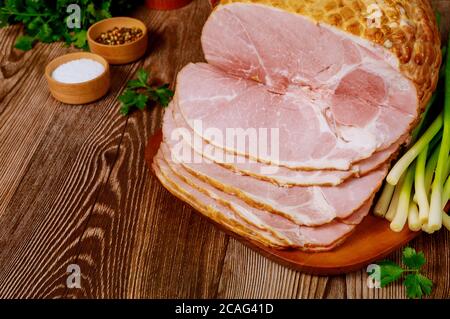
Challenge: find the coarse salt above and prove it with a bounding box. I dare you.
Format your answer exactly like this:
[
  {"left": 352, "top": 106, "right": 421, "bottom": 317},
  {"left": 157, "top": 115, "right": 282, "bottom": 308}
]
[{"left": 52, "top": 58, "right": 105, "bottom": 84}]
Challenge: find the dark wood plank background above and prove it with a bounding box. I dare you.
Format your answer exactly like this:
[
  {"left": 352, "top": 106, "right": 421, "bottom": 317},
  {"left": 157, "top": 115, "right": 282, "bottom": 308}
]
[{"left": 0, "top": 0, "right": 449, "bottom": 298}]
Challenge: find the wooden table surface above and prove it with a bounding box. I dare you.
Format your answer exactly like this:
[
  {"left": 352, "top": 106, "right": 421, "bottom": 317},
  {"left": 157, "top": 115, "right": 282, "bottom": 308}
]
[{"left": 0, "top": 0, "right": 449, "bottom": 299}]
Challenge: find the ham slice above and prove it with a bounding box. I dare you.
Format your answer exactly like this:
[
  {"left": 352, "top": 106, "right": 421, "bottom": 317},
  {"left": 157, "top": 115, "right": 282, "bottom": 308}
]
[
  {"left": 205, "top": 0, "right": 440, "bottom": 114},
  {"left": 154, "top": 150, "right": 370, "bottom": 250},
  {"left": 171, "top": 98, "right": 406, "bottom": 186},
  {"left": 176, "top": 61, "right": 415, "bottom": 170},
  {"left": 196, "top": 4, "right": 420, "bottom": 169},
  {"left": 153, "top": 159, "right": 288, "bottom": 248},
  {"left": 162, "top": 107, "right": 386, "bottom": 226}
]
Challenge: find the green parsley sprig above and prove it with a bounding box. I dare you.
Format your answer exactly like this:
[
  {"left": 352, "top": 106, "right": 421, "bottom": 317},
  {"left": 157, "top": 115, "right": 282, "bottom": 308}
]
[
  {"left": 0, "top": 0, "right": 141, "bottom": 50},
  {"left": 378, "top": 247, "right": 433, "bottom": 298},
  {"left": 118, "top": 69, "right": 174, "bottom": 115}
]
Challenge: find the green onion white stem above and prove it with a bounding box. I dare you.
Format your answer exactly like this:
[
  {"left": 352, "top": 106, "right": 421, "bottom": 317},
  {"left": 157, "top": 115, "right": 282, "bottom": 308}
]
[
  {"left": 415, "top": 145, "right": 429, "bottom": 223},
  {"left": 408, "top": 202, "right": 422, "bottom": 231},
  {"left": 413, "top": 148, "right": 438, "bottom": 204},
  {"left": 374, "top": 183, "right": 395, "bottom": 217},
  {"left": 422, "top": 222, "right": 435, "bottom": 234},
  {"left": 391, "top": 165, "right": 415, "bottom": 232},
  {"left": 385, "top": 175, "right": 405, "bottom": 222}
]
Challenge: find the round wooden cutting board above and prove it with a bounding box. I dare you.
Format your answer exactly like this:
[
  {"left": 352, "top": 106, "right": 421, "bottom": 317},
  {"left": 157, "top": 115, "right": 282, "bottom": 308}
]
[{"left": 145, "top": 129, "right": 420, "bottom": 275}]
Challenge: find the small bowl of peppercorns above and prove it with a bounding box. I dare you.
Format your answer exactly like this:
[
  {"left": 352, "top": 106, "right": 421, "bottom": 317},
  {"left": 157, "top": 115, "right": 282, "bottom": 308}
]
[{"left": 87, "top": 17, "right": 148, "bottom": 65}]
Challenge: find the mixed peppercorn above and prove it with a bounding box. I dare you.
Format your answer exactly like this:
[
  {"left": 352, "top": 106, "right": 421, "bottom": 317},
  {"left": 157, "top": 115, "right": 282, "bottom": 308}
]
[{"left": 95, "top": 27, "right": 144, "bottom": 45}]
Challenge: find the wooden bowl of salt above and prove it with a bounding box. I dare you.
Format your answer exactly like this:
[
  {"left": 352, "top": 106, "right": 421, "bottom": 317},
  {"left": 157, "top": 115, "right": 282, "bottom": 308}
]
[{"left": 45, "top": 52, "right": 110, "bottom": 104}]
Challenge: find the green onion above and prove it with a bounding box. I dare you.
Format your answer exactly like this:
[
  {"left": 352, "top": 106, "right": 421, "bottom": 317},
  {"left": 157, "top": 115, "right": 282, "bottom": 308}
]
[
  {"left": 375, "top": 35, "right": 449, "bottom": 235},
  {"left": 408, "top": 202, "right": 422, "bottom": 231},
  {"left": 412, "top": 143, "right": 439, "bottom": 210},
  {"left": 385, "top": 175, "right": 405, "bottom": 222},
  {"left": 422, "top": 221, "right": 435, "bottom": 234},
  {"left": 391, "top": 164, "right": 415, "bottom": 232},
  {"left": 427, "top": 37, "right": 450, "bottom": 231},
  {"left": 386, "top": 114, "right": 443, "bottom": 186},
  {"left": 374, "top": 183, "right": 395, "bottom": 217},
  {"left": 424, "top": 144, "right": 441, "bottom": 195},
  {"left": 415, "top": 145, "right": 429, "bottom": 223},
  {"left": 442, "top": 175, "right": 450, "bottom": 209},
  {"left": 443, "top": 213, "right": 450, "bottom": 231}
]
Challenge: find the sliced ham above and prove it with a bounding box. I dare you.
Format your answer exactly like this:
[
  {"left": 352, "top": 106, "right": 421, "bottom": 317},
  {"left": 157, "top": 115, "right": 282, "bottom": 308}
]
[
  {"left": 170, "top": 99, "right": 406, "bottom": 186},
  {"left": 153, "top": 0, "right": 440, "bottom": 251},
  {"left": 155, "top": 150, "right": 370, "bottom": 250},
  {"left": 153, "top": 158, "right": 288, "bottom": 248},
  {"left": 204, "top": 0, "right": 440, "bottom": 114},
  {"left": 339, "top": 196, "right": 374, "bottom": 225},
  {"left": 176, "top": 61, "right": 414, "bottom": 170},
  {"left": 162, "top": 110, "right": 386, "bottom": 226}
]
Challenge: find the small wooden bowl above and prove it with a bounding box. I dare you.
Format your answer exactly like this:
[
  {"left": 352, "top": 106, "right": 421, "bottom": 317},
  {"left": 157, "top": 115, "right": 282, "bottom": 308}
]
[
  {"left": 146, "top": 0, "right": 193, "bottom": 10},
  {"left": 87, "top": 17, "right": 148, "bottom": 65},
  {"left": 45, "top": 52, "right": 110, "bottom": 105}
]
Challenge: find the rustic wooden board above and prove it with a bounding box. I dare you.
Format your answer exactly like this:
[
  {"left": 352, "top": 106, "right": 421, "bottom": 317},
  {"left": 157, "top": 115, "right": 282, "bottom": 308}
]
[{"left": 0, "top": 0, "right": 449, "bottom": 298}]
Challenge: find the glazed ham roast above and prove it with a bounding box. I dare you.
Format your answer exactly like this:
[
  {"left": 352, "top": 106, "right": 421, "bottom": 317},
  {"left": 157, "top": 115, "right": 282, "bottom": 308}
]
[{"left": 153, "top": 0, "right": 441, "bottom": 251}]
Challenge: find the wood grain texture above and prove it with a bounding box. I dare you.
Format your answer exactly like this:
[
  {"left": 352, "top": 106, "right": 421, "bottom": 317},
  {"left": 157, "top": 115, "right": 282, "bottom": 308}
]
[{"left": 0, "top": 0, "right": 448, "bottom": 299}]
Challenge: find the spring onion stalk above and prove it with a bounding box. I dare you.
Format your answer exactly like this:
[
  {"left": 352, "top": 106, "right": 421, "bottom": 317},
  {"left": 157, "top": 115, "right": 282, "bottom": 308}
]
[
  {"left": 413, "top": 143, "right": 440, "bottom": 204},
  {"left": 428, "top": 129, "right": 444, "bottom": 153},
  {"left": 386, "top": 113, "right": 443, "bottom": 186},
  {"left": 385, "top": 175, "right": 406, "bottom": 222},
  {"left": 408, "top": 202, "right": 422, "bottom": 231},
  {"left": 391, "top": 164, "right": 415, "bottom": 232},
  {"left": 422, "top": 222, "right": 435, "bottom": 234},
  {"left": 442, "top": 175, "right": 450, "bottom": 209},
  {"left": 443, "top": 213, "right": 450, "bottom": 231},
  {"left": 441, "top": 174, "right": 449, "bottom": 231},
  {"left": 428, "top": 39, "right": 450, "bottom": 231},
  {"left": 415, "top": 145, "right": 429, "bottom": 223},
  {"left": 445, "top": 154, "right": 450, "bottom": 177},
  {"left": 424, "top": 144, "right": 441, "bottom": 193},
  {"left": 421, "top": 160, "right": 449, "bottom": 233},
  {"left": 374, "top": 183, "right": 395, "bottom": 217}
]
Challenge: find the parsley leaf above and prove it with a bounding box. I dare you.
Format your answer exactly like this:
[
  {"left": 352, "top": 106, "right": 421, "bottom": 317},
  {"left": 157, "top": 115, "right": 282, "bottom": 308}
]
[
  {"left": 151, "top": 84, "right": 174, "bottom": 108},
  {"left": 135, "top": 94, "right": 149, "bottom": 110},
  {"left": 0, "top": 13, "right": 8, "bottom": 28},
  {"left": 86, "top": 3, "right": 97, "bottom": 16},
  {"left": 137, "top": 68, "right": 149, "bottom": 86},
  {"left": 126, "top": 79, "right": 146, "bottom": 89},
  {"left": 72, "top": 30, "right": 88, "bottom": 50},
  {"left": 402, "top": 247, "right": 426, "bottom": 270},
  {"left": 118, "top": 89, "right": 139, "bottom": 106},
  {"left": 36, "top": 23, "right": 53, "bottom": 43},
  {"left": 118, "top": 69, "right": 173, "bottom": 115},
  {"left": 120, "top": 104, "right": 131, "bottom": 116},
  {"left": 404, "top": 273, "right": 433, "bottom": 299},
  {"left": 379, "top": 260, "right": 404, "bottom": 287},
  {"left": 15, "top": 35, "right": 35, "bottom": 51}
]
